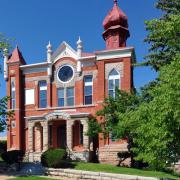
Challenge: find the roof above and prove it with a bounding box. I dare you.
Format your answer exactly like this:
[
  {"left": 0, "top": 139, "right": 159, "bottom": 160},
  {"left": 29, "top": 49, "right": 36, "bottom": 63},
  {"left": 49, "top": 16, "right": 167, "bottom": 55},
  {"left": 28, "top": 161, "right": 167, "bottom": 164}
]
[
  {"left": 103, "top": 0, "right": 128, "bottom": 31},
  {"left": 8, "top": 46, "right": 26, "bottom": 65}
]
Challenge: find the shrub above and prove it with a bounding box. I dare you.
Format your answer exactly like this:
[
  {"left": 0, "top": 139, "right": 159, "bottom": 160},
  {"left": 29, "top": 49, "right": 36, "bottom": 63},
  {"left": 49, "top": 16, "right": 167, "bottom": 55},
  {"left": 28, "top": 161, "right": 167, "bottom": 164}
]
[
  {"left": 0, "top": 140, "right": 7, "bottom": 152},
  {"left": 1, "top": 150, "right": 24, "bottom": 164},
  {"left": 0, "top": 140, "right": 7, "bottom": 158},
  {"left": 41, "top": 148, "right": 67, "bottom": 168}
]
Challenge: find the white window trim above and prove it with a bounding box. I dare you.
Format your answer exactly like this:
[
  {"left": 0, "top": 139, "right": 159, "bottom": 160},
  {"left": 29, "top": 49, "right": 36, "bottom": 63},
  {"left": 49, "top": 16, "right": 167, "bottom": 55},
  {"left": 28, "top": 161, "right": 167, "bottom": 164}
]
[{"left": 39, "top": 86, "right": 47, "bottom": 91}]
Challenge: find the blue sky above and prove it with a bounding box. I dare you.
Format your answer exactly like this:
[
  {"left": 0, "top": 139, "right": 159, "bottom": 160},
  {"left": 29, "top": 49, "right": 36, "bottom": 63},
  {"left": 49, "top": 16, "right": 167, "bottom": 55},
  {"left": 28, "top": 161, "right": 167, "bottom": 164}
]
[{"left": 0, "top": 0, "right": 162, "bottom": 135}]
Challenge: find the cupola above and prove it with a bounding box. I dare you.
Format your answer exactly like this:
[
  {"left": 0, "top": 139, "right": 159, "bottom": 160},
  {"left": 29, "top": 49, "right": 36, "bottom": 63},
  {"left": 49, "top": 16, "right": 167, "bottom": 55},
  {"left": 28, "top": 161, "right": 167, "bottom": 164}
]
[{"left": 102, "top": 0, "right": 130, "bottom": 49}]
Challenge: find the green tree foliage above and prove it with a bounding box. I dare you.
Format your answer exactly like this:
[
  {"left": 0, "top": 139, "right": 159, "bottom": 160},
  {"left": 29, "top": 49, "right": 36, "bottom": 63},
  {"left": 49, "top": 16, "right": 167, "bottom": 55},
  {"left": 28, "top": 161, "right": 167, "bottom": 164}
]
[
  {"left": 144, "top": 0, "right": 180, "bottom": 70},
  {"left": 86, "top": 117, "right": 102, "bottom": 138},
  {"left": 96, "top": 90, "right": 139, "bottom": 139},
  {"left": 95, "top": 0, "right": 180, "bottom": 170},
  {"left": 132, "top": 56, "right": 180, "bottom": 170},
  {"left": 0, "top": 33, "right": 12, "bottom": 132}
]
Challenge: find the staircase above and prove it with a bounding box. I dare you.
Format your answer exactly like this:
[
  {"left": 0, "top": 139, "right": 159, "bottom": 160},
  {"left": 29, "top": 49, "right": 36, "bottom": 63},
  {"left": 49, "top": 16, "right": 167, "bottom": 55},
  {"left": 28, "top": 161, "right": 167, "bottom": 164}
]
[{"left": 98, "top": 143, "right": 131, "bottom": 166}]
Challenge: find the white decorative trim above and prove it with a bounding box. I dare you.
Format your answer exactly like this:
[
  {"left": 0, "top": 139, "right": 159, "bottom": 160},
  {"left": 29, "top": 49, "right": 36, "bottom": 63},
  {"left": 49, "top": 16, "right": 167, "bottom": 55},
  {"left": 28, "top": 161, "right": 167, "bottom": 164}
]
[
  {"left": 96, "top": 47, "right": 135, "bottom": 61},
  {"left": 79, "top": 56, "right": 96, "bottom": 61},
  {"left": 52, "top": 41, "right": 78, "bottom": 63},
  {"left": 20, "top": 62, "right": 48, "bottom": 69}
]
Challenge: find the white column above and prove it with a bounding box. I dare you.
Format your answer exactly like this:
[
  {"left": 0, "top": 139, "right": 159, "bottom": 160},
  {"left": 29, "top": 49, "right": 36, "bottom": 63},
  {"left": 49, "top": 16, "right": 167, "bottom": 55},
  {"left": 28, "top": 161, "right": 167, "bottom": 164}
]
[
  {"left": 81, "top": 118, "right": 89, "bottom": 150},
  {"left": 66, "top": 120, "right": 74, "bottom": 150},
  {"left": 28, "top": 121, "right": 34, "bottom": 152},
  {"left": 41, "top": 121, "right": 49, "bottom": 152}
]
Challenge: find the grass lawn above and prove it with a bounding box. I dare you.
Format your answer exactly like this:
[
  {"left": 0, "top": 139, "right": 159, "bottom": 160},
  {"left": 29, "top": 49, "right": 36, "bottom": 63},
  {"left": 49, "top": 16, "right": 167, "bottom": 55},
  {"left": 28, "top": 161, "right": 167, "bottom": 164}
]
[
  {"left": 72, "top": 162, "right": 180, "bottom": 179},
  {"left": 9, "top": 176, "right": 53, "bottom": 180}
]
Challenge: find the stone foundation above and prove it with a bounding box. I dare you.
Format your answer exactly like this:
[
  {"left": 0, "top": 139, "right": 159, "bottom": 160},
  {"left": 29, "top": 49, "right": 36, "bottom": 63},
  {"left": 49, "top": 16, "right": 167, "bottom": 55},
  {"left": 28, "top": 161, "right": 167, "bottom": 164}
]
[
  {"left": 45, "top": 168, "right": 159, "bottom": 180},
  {"left": 26, "top": 150, "right": 91, "bottom": 163},
  {"left": 69, "top": 151, "right": 91, "bottom": 162},
  {"left": 27, "top": 152, "right": 42, "bottom": 162},
  {"left": 99, "top": 143, "right": 131, "bottom": 166}
]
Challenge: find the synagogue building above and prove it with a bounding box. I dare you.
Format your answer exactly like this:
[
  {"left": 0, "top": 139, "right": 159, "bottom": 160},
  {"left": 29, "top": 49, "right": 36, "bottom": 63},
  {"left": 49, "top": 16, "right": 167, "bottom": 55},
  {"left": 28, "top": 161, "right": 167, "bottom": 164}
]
[{"left": 4, "top": 0, "right": 135, "bottom": 165}]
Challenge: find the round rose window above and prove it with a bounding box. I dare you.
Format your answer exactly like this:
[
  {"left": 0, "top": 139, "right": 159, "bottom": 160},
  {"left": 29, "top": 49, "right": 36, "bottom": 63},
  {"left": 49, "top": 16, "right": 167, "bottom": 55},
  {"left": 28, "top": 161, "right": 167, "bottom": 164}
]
[{"left": 58, "top": 65, "right": 74, "bottom": 83}]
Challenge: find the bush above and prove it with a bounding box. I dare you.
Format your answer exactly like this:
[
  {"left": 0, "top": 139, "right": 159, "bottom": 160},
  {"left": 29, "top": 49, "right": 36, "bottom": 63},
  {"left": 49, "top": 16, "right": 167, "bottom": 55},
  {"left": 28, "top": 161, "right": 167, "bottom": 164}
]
[
  {"left": 1, "top": 150, "right": 24, "bottom": 164},
  {"left": 41, "top": 148, "right": 67, "bottom": 168},
  {"left": 0, "top": 141, "right": 7, "bottom": 152},
  {"left": 0, "top": 140, "right": 7, "bottom": 158}
]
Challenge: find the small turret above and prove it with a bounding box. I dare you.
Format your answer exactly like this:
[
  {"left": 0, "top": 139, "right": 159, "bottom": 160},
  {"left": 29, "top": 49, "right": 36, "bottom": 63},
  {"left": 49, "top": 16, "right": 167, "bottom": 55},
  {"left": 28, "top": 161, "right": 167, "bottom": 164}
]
[{"left": 102, "top": 0, "right": 130, "bottom": 49}]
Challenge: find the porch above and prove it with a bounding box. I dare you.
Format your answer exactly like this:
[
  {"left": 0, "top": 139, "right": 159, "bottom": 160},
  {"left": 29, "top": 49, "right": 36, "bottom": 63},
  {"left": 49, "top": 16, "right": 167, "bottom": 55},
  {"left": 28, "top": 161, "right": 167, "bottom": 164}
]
[{"left": 26, "top": 112, "right": 90, "bottom": 162}]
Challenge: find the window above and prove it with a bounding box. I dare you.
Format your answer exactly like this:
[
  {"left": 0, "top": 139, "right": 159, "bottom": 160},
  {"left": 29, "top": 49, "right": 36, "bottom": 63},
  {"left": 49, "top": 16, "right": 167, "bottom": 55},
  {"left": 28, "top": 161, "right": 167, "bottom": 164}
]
[
  {"left": 11, "top": 81, "right": 16, "bottom": 109},
  {"left": 57, "top": 88, "right": 64, "bottom": 107},
  {"left": 57, "top": 87, "right": 74, "bottom": 107},
  {"left": 84, "top": 76, "right": 93, "bottom": 105},
  {"left": 11, "top": 120, "right": 16, "bottom": 128},
  {"left": 25, "top": 89, "right": 35, "bottom": 105},
  {"left": 57, "top": 65, "right": 74, "bottom": 83},
  {"left": 108, "top": 69, "right": 120, "bottom": 98},
  {"left": 39, "top": 81, "right": 47, "bottom": 108},
  {"left": 67, "top": 87, "right": 74, "bottom": 106}
]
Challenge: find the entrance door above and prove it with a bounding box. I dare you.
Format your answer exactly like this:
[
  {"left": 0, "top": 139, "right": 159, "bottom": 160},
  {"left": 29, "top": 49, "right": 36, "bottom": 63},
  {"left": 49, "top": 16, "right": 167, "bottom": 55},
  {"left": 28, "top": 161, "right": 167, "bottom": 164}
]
[{"left": 57, "top": 124, "right": 67, "bottom": 148}]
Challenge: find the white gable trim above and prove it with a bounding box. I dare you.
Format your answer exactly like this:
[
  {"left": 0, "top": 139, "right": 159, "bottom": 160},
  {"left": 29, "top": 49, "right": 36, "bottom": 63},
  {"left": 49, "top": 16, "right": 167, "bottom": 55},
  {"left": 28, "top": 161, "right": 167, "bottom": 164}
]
[{"left": 52, "top": 41, "right": 78, "bottom": 63}]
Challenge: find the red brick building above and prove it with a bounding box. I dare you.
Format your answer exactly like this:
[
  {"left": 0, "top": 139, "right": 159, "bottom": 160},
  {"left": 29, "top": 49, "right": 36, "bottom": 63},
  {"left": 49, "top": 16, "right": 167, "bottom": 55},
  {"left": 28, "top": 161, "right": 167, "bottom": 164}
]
[{"left": 4, "top": 0, "right": 135, "bottom": 164}]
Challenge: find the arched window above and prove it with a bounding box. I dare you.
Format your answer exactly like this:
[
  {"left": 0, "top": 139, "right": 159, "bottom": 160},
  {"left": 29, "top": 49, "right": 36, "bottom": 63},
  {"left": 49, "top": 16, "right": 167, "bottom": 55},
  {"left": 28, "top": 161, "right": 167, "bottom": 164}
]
[
  {"left": 108, "top": 69, "right": 120, "bottom": 98},
  {"left": 11, "top": 81, "right": 16, "bottom": 109}
]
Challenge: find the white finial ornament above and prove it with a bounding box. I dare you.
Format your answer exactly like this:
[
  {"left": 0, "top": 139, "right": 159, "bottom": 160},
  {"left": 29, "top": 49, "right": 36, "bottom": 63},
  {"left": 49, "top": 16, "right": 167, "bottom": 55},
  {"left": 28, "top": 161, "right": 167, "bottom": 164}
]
[
  {"left": 47, "top": 41, "right": 52, "bottom": 63},
  {"left": 77, "top": 37, "right": 83, "bottom": 73},
  {"left": 3, "top": 48, "right": 8, "bottom": 81},
  {"left": 46, "top": 41, "right": 52, "bottom": 77},
  {"left": 77, "top": 36, "right": 83, "bottom": 57},
  {"left": 114, "top": 0, "right": 118, "bottom": 5}
]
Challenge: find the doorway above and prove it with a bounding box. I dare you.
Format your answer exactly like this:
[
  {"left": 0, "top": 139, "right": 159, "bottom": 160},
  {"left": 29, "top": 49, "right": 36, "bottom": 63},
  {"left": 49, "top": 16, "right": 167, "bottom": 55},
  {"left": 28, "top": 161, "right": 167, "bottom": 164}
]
[{"left": 57, "top": 124, "right": 67, "bottom": 148}]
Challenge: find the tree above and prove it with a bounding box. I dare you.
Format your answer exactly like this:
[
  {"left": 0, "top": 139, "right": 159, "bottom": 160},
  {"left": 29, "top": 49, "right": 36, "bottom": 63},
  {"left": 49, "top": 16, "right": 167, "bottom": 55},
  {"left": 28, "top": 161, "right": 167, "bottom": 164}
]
[
  {"left": 144, "top": 0, "right": 180, "bottom": 70},
  {"left": 129, "top": 56, "right": 180, "bottom": 170},
  {"left": 0, "top": 33, "right": 11, "bottom": 132},
  {"left": 95, "top": 0, "right": 180, "bottom": 170},
  {"left": 96, "top": 90, "right": 139, "bottom": 139}
]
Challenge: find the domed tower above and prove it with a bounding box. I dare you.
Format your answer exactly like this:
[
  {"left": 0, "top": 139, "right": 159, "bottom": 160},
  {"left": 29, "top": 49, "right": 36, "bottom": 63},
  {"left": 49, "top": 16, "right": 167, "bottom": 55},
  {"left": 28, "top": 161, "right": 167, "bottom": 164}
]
[{"left": 103, "top": 0, "right": 130, "bottom": 49}]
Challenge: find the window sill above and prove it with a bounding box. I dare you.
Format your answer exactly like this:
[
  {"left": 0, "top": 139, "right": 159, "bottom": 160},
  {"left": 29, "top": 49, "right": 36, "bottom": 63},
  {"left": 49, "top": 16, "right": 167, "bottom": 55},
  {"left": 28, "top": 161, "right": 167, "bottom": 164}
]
[{"left": 36, "top": 104, "right": 96, "bottom": 111}]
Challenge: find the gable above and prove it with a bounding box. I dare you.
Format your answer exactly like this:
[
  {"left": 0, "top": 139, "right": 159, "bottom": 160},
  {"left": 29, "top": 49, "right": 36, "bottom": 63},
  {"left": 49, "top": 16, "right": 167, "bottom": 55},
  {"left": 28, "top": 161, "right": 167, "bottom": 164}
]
[{"left": 52, "top": 41, "right": 78, "bottom": 64}]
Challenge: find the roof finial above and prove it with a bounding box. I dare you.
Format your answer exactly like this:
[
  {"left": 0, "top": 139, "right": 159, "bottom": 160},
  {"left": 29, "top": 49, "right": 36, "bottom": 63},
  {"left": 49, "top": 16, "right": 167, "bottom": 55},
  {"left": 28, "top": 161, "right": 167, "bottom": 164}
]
[{"left": 114, "top": 0, "right": 118, "bottom": 5}]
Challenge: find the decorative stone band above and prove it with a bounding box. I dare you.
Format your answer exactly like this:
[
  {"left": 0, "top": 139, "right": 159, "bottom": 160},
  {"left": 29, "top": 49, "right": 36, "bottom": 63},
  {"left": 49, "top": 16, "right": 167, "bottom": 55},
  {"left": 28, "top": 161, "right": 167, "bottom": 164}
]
[{"left": 45, "top": 168, "right": 159, "bottom": 180}]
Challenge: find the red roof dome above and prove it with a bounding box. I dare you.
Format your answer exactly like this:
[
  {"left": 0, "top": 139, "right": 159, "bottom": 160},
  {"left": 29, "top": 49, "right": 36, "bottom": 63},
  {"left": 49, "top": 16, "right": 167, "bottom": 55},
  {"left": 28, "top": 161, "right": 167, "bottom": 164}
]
[{"left": 103, "top": 0, "right": 128, "bottom": 30}]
